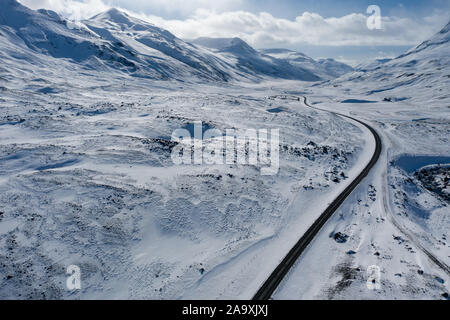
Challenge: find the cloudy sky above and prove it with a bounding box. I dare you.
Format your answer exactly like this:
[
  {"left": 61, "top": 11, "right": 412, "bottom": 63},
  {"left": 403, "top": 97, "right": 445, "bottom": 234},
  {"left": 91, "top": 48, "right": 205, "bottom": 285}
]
[{"left": 18, "top": 0, "right": 450, "bottom": 64}]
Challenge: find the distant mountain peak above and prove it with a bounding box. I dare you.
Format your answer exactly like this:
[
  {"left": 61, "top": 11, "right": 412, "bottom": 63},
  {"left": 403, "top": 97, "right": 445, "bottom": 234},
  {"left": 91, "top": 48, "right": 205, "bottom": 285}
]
[
  {"left": 105, "top": 7, "right": 122, "bottom": 14},
  {"left": 90, "top": 7, "right": 131, "bottom": 24},
  {"left": 261, "top": 48, "right": 353, "bottom": 79},
  {"left": 193, "top": 37, "right": 257, "bottom": 55},
  {"left": 88, "top": 7, "right": 163, "bottom": 34},
  {"left": 227, "top": 38, "right": 257, "bottom": 55}
]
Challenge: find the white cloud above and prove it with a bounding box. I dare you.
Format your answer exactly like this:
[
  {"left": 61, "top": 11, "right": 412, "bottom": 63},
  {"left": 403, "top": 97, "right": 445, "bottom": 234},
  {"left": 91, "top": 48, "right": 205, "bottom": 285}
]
[
  {"left": 18, "top": 0, "right": 243, "bottom": 19},
  {"left": 141, "top": 10, "right": 449, "bottom": 47},
  {"left": 112, "top": 0, "right": 244, "bottom": 16},
  {"left": 19, "top": 0, "right": 110, "bottom": 20},
  {"left": 18, "top": 0, "right": 449, "bottom": 47}
]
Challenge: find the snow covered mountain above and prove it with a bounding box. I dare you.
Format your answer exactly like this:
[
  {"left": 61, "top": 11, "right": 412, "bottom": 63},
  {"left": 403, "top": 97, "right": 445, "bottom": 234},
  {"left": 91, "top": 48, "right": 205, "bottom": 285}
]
[
  {"left": 0, "top": 1, "right": 324, "bottom": 82},
  {"left": 261, "top": 48, "right": 354, "bottom": 79},
  {"left": 83, "top": 9, "right": 237, "bottom": 81},
  {"left": 0, "top": 1, "right": 238, "bottom": 81},
  {"left": 334, "top": 21, "right": 450, "bottom": 102},
  {"left": 191, "top": 37, "right": 321, "bottom": 81},
  {"left": 0, "top": 1, "right": 144, "bottom": 74},
  {"left": 316, "top": 58, "right": 354, "bottom": 78}
]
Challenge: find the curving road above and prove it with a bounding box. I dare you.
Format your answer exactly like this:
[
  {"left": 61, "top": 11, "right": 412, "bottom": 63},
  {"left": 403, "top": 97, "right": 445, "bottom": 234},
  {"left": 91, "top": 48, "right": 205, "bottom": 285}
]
[{"left": 253, "top": 95, "right": 382, "bottom": 300}]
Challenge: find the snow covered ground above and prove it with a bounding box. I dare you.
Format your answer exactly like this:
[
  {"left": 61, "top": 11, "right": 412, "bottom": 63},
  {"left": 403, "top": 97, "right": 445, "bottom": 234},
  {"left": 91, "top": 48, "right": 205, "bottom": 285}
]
[
  {"left": 272, "top": 86, "right": 449, "bottom": 300},
  {"left": 0, "top": 72, "right": 372, "bottom": 299},
  {"left": 272, "top": 22, "right": 450, "bottom": 299}
]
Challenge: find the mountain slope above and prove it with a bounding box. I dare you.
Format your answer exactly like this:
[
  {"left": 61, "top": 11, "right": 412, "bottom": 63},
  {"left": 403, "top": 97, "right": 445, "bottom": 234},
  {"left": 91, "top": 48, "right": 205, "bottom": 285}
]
[
  {"left": 333, "top": 21, "right": 450, "bottom": 102},
  {"left": 0, "top": 0, "right": 146, "bottom": 74},
  {"left": 84, "top": 9, "right": 237, "bottom": 81},
  {"left": 0, "top": 1, "right": 241, "bottom": 81},
  {"left": 355, "top": 58, "right": 392, "bottom": 72},
  {"left": 316, "top": 58, "right": 354, "bottom": 78},
  {"left": 192, "top": 37, "right": 321, "bottom": 81},
  {"left": 261, "top": 48, "right": 353, "bottom": 80}
]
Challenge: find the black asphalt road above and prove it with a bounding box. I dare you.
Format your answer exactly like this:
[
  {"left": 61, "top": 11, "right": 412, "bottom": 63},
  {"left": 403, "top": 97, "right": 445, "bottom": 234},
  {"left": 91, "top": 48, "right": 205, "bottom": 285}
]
[{"left": 252, "top": 95, "right": 382, "bottom": 300}]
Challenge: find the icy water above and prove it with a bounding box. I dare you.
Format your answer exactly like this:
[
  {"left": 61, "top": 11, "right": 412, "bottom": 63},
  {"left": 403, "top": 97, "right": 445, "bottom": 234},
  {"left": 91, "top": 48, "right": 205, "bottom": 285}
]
[
  {"left": 267, "top": 107, "right": 285, "bottom": 113},
  {"left": 341, "top": 99, "right": 377, "bottom": 103},
  {"left": 394, "top": 155, "right": 450, "bottom": 173}
]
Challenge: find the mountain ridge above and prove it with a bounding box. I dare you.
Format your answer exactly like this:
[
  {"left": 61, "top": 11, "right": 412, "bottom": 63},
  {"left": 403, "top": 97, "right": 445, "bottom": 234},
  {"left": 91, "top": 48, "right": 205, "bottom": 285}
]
[
  {"left": 259, "top": 48, "right": 353, "bottom": 80},
  {"left": 0, "top": 1, "right": 330, "bottom": 83},
  {"left": 191, "top": 37, "right": 322, "bottom": 81},
  {"left": 329, "top": 20, "right": 450, "bottom": 102}
]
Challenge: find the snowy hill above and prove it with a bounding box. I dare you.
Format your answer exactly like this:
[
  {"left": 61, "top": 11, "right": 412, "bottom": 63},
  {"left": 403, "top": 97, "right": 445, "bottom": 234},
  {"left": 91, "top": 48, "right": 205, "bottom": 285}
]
[
  {"left": 193, "top": 37, "right": 258, "bottom": 56},
  {"left": 0, "top": 0, "right": 145, "bottom": 74},
  {"left": 0, "top": 1, "right": 237, "bottom": 81},
  {"left": 316, "top": 58, "right": 354, "bottom": 78},
  {"left": 333, "top": 21, "right": 450, "bottom": 102},
  {"left": 83, "top": 9, "right": 237, "bottom": 81},
  {"left": 261, "top": 48, "right": 354, "bottom": 80},
  {"left": 191, "top": 37, "right": 321, "bottom": 81}
]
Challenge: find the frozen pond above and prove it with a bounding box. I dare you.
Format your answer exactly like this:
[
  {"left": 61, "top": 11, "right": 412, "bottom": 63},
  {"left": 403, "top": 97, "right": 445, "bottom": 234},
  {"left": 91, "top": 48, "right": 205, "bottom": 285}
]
[{"left": 393, "top": 155, "right": 450, "bottom": 173}]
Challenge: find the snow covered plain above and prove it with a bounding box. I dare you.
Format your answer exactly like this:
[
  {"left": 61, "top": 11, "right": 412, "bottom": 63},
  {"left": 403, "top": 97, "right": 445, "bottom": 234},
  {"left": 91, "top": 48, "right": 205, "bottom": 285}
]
[{"left": 0, "top": 74, "right": 371, "bottom": 299}]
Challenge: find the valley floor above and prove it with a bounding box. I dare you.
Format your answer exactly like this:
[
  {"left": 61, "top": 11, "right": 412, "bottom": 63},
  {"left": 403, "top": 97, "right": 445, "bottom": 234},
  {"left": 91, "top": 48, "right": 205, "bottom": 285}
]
[{"left": 0, "top": 76, "right": 448, "bottom": 299}]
